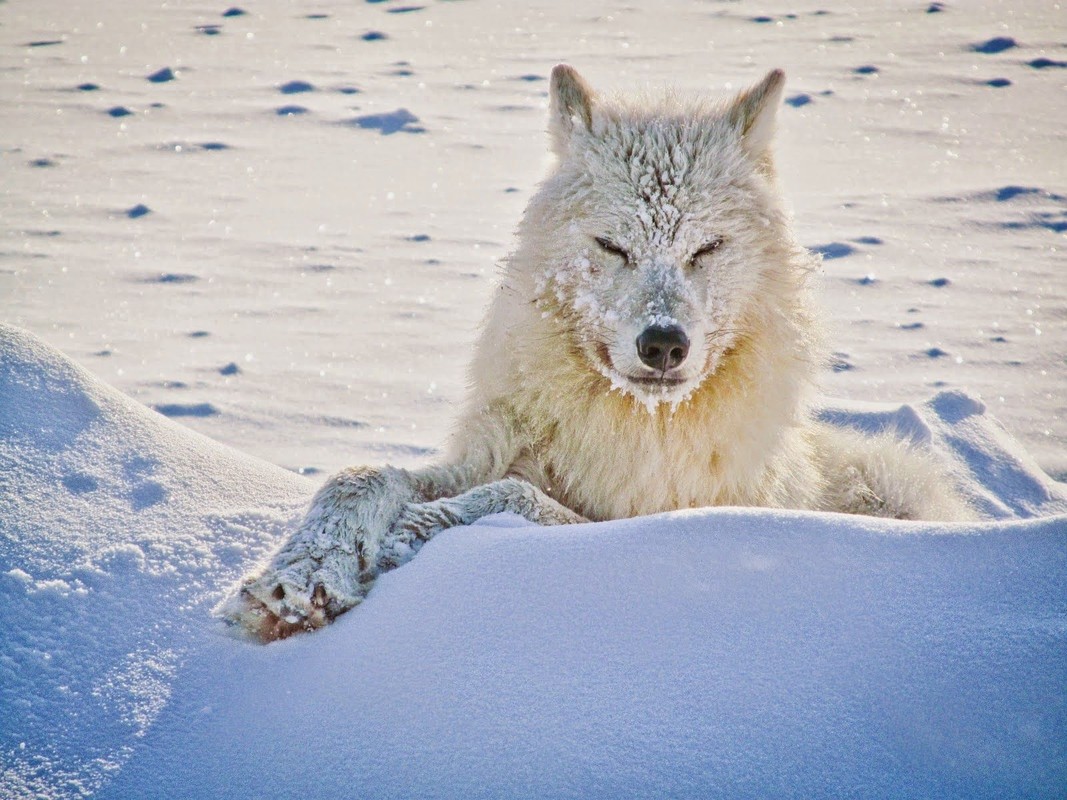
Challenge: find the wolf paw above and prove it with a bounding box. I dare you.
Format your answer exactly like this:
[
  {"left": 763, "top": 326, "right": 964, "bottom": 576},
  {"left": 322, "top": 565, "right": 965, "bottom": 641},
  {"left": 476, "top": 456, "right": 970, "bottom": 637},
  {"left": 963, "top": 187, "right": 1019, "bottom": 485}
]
[
  {"left": 220, "top": 569, "right": 363, "bottom": 642},
  {"left": 219, "top": 465, "right": 419, "bottom": 642}
]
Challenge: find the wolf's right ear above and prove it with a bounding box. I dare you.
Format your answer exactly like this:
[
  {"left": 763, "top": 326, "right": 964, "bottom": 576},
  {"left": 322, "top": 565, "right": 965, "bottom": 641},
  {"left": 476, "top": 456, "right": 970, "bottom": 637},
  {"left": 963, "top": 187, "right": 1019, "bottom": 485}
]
[
  {"left": 549, "top": 64, "right": 595, "bottom": 153},
  {"left": 726, "top": 68, "right": 787, "bottom": 163}
]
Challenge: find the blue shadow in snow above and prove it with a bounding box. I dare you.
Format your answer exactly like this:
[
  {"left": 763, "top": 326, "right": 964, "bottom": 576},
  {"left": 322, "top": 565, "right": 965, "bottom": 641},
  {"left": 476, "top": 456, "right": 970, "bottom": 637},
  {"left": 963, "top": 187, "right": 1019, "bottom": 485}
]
[
  {"left": 344, "top": 108, "right": 425, "bottom": 135},
  {"left": 809, "top": 242, "right": 856, "bottom": 260}
]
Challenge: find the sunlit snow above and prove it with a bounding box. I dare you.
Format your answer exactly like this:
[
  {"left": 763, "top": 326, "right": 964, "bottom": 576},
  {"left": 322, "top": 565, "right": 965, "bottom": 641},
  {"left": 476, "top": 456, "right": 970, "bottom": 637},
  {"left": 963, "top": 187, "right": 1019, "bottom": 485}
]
[{"left": 1, "top": 0, "right": 1065, "bottom": 797}]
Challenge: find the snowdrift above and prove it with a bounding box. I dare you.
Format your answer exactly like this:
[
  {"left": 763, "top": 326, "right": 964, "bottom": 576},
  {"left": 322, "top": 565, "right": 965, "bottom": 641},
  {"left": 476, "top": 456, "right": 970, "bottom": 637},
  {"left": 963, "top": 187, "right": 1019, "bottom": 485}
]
[{"left": 1, "top": 324, "right": 1065, "bottom": 800}]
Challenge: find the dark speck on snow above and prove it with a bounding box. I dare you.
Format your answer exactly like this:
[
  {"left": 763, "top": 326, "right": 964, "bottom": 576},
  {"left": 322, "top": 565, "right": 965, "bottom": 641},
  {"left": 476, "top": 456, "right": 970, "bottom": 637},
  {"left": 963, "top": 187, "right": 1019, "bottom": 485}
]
[
  {"left": 970, "top": 37, "right": 1017, "bottom": 54},
  {"left": 279, "top": 80, "right": 315, "bottom": 94},
  {"left": 810, "top": 242, "right": 856, "bottom": 260},
  {"left": 1028, "top": 57, "right": 1067, "bottom": 69},
  {"left": 147, "top": 67, "right": 176, "bottom": 83},
  {"left": 347, "top": 108, "right": 424, "bottom": 135}
]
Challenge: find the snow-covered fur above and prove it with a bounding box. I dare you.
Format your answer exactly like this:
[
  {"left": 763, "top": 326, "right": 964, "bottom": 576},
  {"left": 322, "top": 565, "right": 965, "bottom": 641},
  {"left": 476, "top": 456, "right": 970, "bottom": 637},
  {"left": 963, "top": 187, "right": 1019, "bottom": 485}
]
[{"left": 221, "top": 66, "right": 973, "bottom": 642}]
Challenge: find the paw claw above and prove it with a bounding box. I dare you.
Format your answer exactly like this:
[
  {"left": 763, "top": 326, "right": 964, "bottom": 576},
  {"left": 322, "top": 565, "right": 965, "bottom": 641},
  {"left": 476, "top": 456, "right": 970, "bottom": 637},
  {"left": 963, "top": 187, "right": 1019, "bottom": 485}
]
[{"left": 220, "top": 573, "right": 361, "bottom": 643}]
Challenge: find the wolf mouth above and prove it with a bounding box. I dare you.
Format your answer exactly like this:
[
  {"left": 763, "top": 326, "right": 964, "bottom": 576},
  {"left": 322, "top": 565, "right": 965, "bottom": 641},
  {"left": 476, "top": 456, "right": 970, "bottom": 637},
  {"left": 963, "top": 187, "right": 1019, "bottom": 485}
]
[
  {"left": 625, "top": 374, "right": 688, "bottom": 388},
  {"left": 594, "top": 343, "right": 690, "bottom": 390}
]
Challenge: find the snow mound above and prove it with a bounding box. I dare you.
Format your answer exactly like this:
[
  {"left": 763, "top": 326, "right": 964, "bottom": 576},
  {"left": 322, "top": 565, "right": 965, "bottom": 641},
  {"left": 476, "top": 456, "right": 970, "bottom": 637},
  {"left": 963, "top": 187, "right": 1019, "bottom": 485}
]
[
  {"left": 0, "top": 325, "right": 312, "bottom": 798},
  {"left": 1, "top": 325, "right": 1065, "bottom": 799}
]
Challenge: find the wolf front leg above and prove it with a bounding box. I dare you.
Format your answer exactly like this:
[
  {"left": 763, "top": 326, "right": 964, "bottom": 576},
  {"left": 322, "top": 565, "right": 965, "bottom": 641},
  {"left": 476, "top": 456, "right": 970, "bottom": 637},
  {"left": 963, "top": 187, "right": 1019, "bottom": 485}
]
[
  {"left": 392, "top": 477, "right": 587, "bottom": 546},
  {"left": 219, "top": 401, "right": 583, "bottom": 641},
  {"left": 219, "top": 465, "right": 423, "bottom": 641}
]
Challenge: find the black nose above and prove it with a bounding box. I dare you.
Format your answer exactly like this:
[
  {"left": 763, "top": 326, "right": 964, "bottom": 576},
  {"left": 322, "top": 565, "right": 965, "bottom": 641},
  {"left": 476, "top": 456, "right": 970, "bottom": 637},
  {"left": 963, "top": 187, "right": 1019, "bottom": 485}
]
[{"left": 636, "top": 325, "right": 690, "bottom": 371}]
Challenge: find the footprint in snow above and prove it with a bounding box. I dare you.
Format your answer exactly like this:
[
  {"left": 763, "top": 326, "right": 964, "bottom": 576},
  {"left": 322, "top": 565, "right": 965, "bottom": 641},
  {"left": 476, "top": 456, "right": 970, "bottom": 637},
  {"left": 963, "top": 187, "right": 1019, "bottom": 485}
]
[
  {"left": 987, "top": 185, "right": 1067, "bottom": 204},
  {"left": 279, "top": 80, "right": 315, "bottom": 94},
  {"left": 999, "top": 212, "right": 1067, "bottom": 233},
  {"left": 970, "top": 37, "right": 1017, "bottom": 54},
  {"left": 62, "top": 473, "right": 99, "bottom": 495},
  {"left": 938, "top": 185, "right": 1066, "bottom": 204},
  {"left": 830, "top": 353, "right": 856, "bottom": 373},
  {"left": 153, "top": 402, "right": 219, "bottom": 417},
  {"left": 810, "top": 242, "right": 856, "bottom": 259},
  {"left": 141, "top": 273, "right": 198, "bottom": 284},
  {"left": 345, "top": 108, "right": 425, "bottom": 135},
  {"left": 147, "top": 67, "right": 176, "bottom": 83}
]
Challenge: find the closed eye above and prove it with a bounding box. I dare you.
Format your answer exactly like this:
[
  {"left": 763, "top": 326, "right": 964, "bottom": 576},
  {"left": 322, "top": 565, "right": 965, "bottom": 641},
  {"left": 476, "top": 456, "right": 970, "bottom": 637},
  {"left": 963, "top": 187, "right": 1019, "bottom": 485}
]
[
  {"left": 594, "top": 236, "right": 629, "bottom": 264},
  {"left": 690, "top": 237, "right": 724, "bottom": 267}
]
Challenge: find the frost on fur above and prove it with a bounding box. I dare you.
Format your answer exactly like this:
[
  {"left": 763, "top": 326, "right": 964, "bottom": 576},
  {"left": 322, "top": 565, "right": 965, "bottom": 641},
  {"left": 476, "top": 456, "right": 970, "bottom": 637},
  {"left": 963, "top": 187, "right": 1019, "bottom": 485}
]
[{"left": 222, "top": 65, "right": 974, "bottom": 642}]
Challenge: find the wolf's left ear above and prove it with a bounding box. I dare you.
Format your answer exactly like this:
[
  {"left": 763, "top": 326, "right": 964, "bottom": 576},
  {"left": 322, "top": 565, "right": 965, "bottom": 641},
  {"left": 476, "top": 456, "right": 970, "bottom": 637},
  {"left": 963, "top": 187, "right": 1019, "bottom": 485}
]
[
  {"left": 727, "top": 69, "right": 786, "bottom": 162},
  {"left": 549, "top": 64, "right": 595, "bottom": 153}
]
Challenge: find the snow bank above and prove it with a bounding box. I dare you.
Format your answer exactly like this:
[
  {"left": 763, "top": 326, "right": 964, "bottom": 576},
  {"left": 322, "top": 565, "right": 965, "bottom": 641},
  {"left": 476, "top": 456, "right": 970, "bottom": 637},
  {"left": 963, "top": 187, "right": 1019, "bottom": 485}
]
[
  {"left": 0, "top": 325, "right": 312, "bottom": 798},
  {"left": 2, "top": 326, "right": 1065, "bottom": 799}
]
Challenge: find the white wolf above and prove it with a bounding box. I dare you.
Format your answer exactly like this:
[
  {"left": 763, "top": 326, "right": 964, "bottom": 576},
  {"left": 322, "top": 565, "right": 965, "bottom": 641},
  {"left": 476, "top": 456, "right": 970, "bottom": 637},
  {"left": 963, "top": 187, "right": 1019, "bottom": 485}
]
[{"left": 222, "top": 65, "right": 973, "bottom": 641}]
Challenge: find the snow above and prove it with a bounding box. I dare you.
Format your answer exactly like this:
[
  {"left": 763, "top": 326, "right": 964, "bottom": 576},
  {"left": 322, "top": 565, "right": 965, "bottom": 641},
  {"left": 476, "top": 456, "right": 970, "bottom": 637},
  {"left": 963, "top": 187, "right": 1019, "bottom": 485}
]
[
  {"left": 1, "top": 0, "right": 1066, "bottom": 797},
  {"left": 1, "top": 324, "right": 1065, "bottom": 798}
]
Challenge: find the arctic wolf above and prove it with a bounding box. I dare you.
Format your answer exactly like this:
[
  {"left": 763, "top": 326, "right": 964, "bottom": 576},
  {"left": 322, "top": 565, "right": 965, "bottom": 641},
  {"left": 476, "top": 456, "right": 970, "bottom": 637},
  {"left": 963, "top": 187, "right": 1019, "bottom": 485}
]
[{"left": 223, "top": 65, "right": 972, "bottom": 641}]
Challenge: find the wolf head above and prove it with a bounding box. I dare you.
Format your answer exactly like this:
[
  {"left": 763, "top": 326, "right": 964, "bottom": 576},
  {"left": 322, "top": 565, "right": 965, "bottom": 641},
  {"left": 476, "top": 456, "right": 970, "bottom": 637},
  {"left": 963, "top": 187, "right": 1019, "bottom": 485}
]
[{"left": 521, "top": 65, "right": 810, "bottom": 411}]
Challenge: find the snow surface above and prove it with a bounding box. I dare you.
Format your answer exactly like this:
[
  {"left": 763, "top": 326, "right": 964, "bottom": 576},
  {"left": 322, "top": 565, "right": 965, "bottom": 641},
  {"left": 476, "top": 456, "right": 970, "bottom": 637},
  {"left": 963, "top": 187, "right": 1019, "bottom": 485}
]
[
  {"left": 1, "top": 324, "right": 1065, "bottom": 799},
  {"left": 1, "top": 0, "right": 1066, "bottom": 797}
]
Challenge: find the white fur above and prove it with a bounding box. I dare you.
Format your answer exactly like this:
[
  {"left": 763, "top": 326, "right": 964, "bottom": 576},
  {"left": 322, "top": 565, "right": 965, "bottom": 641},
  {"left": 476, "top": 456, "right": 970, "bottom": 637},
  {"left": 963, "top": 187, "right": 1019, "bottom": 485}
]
[{"left": 222, "top": 66, "right": 974, "bottom": 642}]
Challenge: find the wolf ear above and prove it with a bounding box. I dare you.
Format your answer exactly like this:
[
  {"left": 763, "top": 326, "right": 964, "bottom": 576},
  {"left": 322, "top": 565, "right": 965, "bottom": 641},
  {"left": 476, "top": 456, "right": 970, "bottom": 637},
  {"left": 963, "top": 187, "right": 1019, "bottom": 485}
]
[
  {"left": 726, "top": 69, "right": 786, "bottom": 163},
  {"left": 549, "top": 64, "right": 595, "bottom": 153}
]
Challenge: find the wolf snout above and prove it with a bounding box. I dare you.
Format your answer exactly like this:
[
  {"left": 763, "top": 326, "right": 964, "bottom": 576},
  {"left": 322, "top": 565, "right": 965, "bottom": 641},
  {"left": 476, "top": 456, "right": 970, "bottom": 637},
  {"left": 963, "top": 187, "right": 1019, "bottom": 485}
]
[{"left": 636, "top": 325, "right": 690, "bottom": 371}]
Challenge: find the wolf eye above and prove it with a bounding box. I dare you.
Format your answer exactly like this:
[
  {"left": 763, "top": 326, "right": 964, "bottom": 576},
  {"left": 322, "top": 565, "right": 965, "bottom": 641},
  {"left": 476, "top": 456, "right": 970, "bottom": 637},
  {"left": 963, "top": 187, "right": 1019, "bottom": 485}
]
[
  {"left": 690, "top": 237, "right": 724, "bottom": 267},
  {"left": 594, "top": 236, "right": 629, "bottom": 265}
]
